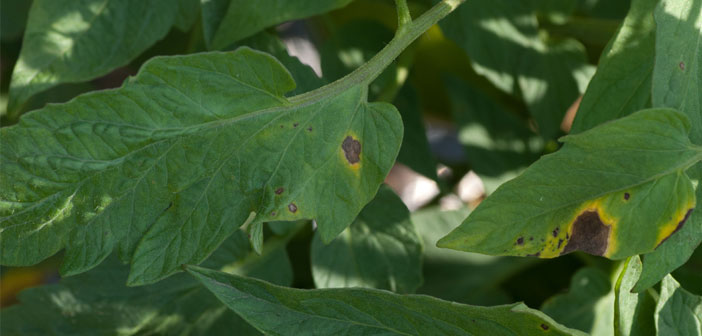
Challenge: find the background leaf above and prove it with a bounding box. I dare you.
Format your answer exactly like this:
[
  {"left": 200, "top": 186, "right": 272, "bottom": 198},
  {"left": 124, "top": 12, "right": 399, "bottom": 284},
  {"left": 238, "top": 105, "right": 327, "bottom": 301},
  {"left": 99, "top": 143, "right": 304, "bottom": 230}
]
[
  {"left": 7, "top": 0, "right": 183, "bottom": 116},
  {"left": 0, "top": 231, "right": 292, "bottom": 336},
  {"left": 655, "top": 274, "right": 702, "bottom": 335},
  {"left": 614, "top": 256, "right": 656, "bottom": 336},
  {"left": 187, "top": 265, "right": 587, "bottom": 336},
  {"left": 439, "top": 109, "right": 700, "bottom": 259},
  {"left": 0, "top": 48, "right": 402, "bottom": 285},
  {"left": 201, "top": 0, "right": 352, "bottom": 50}
]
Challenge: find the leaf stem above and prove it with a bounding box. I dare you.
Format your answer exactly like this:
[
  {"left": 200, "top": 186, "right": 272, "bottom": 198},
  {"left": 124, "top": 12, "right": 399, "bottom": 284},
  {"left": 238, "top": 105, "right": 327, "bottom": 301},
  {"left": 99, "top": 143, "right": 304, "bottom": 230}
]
[
  {"left": 395, "top": 0, "right": 413, "bottom": 31},
  {"left": 289, "top": 0, "right": 465, "bottom": 104}
]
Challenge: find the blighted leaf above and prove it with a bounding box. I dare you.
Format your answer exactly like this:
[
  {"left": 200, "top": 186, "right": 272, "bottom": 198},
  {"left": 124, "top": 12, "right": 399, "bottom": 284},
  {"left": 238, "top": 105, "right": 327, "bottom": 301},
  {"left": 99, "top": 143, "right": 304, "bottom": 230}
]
[
  {"left": 570, "top": 0, "right": 658, "bottom": 134},
  {"left": 7, "top": 0, "right": 183, "bottom": 117},
  {"left": 311, "top": 186, "right": 423, "bottom": 293},
  {"left": 0, "top": 231, "right": 291, "bottom": 336},
  {"left": 614, "top": 256, "right": 656, "bottom": 336},
  {"left": 541, "top": 268, "right": 613, "bottom": 334},
  {"left": 634, "top": 0, "right": 702, "bottom": 291},
  {"left": 438, "top": 109, "right": 701, "bottom": 260},
  {"left": 0, "top": 48, "right": 402, "bottom": 285},
  {"left": 655, "top": 274, "right": 702, "bottom": 335},
  {"left": 186, "top": 265, "right": 587, "bottom": 336},
  {"left": 201, "top": 0, "right": 352, "bottom": 50}
]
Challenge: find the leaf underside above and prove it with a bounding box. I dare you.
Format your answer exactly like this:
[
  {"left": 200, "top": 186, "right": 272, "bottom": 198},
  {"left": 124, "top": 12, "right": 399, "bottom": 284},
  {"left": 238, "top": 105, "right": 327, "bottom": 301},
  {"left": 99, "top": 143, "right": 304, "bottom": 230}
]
[
  {"left": 439, "top": 109, "right": 699, "bottom": 260},
  {"left": 0, "top": 47, "right": 402, "bottom": 285}
]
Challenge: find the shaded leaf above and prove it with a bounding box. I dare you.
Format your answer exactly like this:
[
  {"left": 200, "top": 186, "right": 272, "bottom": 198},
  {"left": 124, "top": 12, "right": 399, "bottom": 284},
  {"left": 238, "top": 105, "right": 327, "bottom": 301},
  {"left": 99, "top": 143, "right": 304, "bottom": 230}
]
[
  {"left": 0, "top": 0, "right": 32, "bottom": 41},
  {"left": 413, "top": 206, "right": 537, "bottom": 305},
  {"left": 7, "top": 0, "right": 182, "bottom": 116},
  {"left": 541, "top": 268, "right": 613, "bottom": 334},
  {"left": 635, "top": 0, "right": 702, "bottom": 291},
  {"left": 445, "top": 76, "right": 542, "bottom": 193},
  {"left": 614, "top": 256, "right": 656, "bottom": 336},
  {"left": 0, "top": 48, "right": 402, "bottom": 285},
  {"left": 570, "top": 0, "right": 658, "bottom": 134},
  {"left": 311, "top": 186, "right": 423, "bottom": 293},
  {"left": 0, "top": 231, "right": 292, "bottom": 336},
  {"left": 186, "top": 265, "right": 587, "bottom": 336},
  {"left": 174, "top": 0, "right": 201, "bottom": 32},
  {"left": 201, "top": 0, "right": 352, "bottom": 50},
  {"left": 439, "top": 109, "right": 700, "bottom": 259},
  {"left": 393, "top": 85, "right": 439, "bottom": 182},
  {"left": 437, "top": 0, "right": 588, "bottom": 138},
  {"left": 655, "top": 274, "right": 702, "bottom": 335}
]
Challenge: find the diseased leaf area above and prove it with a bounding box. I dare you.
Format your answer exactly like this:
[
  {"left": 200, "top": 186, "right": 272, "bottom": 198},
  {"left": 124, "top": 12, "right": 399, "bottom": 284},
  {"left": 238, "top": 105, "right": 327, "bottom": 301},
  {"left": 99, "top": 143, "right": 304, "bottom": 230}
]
[
  {"left": 0, "top": 48, "right": 402, "bottom": 286},
  {"left": 3, "top": 0, "right": 702, "bottom": 334},
  {"left": 439, "top": 109, "right": 699, "bottom": 260}
]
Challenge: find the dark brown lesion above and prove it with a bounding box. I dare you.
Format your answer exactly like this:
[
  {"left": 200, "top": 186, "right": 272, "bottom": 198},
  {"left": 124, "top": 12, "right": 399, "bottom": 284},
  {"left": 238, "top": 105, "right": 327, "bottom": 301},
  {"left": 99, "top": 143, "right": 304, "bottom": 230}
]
[
  {"left": 288, "top": 203, "right": 298, "bottom": 213},
  {"left": 561, "top": 210, "right": 610, "bottom": 256},
  {"left": 342, "top": 136, "right": 361, "bottom": 164},
  {"left": 657, "top": 208, "right": 694, "bottom": 247}
]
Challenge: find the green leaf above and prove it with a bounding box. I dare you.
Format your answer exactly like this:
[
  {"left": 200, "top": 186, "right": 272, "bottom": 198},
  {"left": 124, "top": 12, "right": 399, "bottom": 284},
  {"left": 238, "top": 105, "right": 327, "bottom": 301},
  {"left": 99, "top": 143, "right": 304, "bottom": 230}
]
[
  {"left": 174, "top": 0, "right": 201, "bottom": 32},
  {"left": 7, "top": 0, "right": 183, "bottom": 117},
  {"left": 186, "top": 265, "right": 587, "bottom": 336},
  {"left": 413, "top": 206, "right": 537, "bottom": 305},
  {"left": 570, "top": 0, "right": 658, "bottom": 134},
  {"left": 541, "top": 268, "right": 613, "bottom": 334},
  {"left": 437, "top": 0, "right": 588, "bottom": 138},
  {"left": 201, "top": 0, "right": 352, "bottom": 50},
  {"left": 0, "top": 231, "right": 291, "bottom": 336},
  {"left": 0, "top": 48, "right": 402, "bottom": 285},
  {"left": 310, "top": 186, "right": 423, "bottom": 293},
  {"left": 656, "top": 274, "right": 702, "bottom": 335},
  {"left": 614, "top": 256, "right": 656, "bottom": 336},
  {"left": 438, "top": 109, "right": 700, "bottom": 260},
  {"left": 445, "top": 76, "right": 542, "bottom": 194},
  {"left": 0, "top": 0, "right": 32, "bottom": 41},
  {"left": 634, "top": 0, "right": 702, "bottom": 291}
]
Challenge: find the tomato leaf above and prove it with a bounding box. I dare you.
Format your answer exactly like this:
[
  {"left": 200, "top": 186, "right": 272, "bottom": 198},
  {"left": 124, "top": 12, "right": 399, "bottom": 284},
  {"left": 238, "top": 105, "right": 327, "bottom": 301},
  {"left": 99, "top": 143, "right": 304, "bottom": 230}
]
[
  {"left": 655, "top": 274, "right": 702, "bottom": 335},
  {"left": 0, "top": 48, "right": 402, "bottom": 285},
  {"left": 438, "top": 109, "right": 701, "bottom": 259},
  {"left": 186, "top": 265, "right": 587, "bottom": 336}
]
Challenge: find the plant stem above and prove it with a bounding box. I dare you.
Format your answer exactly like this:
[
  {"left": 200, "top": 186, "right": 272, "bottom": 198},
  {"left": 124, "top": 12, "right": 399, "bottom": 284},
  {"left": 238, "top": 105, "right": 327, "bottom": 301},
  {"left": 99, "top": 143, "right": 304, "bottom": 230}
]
[{"left": 289, "top": 0, "right": 465, "bottom": 105}]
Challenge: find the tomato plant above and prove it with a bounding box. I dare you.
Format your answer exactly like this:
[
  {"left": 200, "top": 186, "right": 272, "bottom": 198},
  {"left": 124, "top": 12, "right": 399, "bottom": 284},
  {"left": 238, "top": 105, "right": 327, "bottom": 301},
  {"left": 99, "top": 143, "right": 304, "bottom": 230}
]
[{"left": 1, "top": 0, "right": 701, "bottom": 334}]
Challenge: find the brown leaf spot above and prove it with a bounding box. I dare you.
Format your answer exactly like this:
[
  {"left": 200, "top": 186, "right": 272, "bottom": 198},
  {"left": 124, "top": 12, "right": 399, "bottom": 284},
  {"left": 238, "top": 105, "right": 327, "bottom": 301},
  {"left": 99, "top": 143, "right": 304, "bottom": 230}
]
[
  {"left": 342, "top": 136, "right": 361, "bottom": 164},
  {"left": 307, "top": 127, "right": 313, "bottom": 132},
  {"left": 527, "top": 251, "right": 540, "bottom": 257},
  {"left": 275, "top": 187, "right": 284, "bottom": 195},
  {"left": 552, "top": 227, "right": 559, "bottom": 237},
  {"left": 540, "top": 324, "right": 549, "bottom": 331},
  {"left": 293, "top": 123, "right": 299, "bottom": 128},
  {"left": 561, "top": 211, "right": 610, "bottom": 256},
  {"left": 280, "top": 125, "right": 284, "bottom": 128},
  {"left": 516, "top": 237, "right": 524, "bottom": 245},
  {"left": 270, "top": 211, "right": 277, "bottom": 217},
  {"left": 679, "top": 62, "right": 685, "bottom": 70},
  {"left": 624, "top": 192, "right": 630, "bottom": 200},
  {"left": 288, "top": 203, "right": 297, "bottom": 213}
]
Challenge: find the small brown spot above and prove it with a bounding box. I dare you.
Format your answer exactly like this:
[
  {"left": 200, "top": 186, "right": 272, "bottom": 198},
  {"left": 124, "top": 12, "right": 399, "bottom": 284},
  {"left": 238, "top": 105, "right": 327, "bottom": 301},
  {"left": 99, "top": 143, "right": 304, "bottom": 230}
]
[
  {"left": 557, "top": 239, "right": 564, "bottom": 248},
  {"left": 516, "top": 237, "right": 524, "bottom": 245},
  {"left": 679, "top": 62, "right": 685, "bottom": 70},
  {"left": 307, "top": 127, "right": 313, "bottom": 132},
  {"left": 529, "top": 237, "right": 533, "bottom": 241},
  {"left": 561, "top": 211, "right": 610, "bottom": 256},
  {"left": 280, "top": 125, "right": 284, "bottom": 128},
  {"left": 342, "top": 136, "right": 361, "bottom": 164},
  {"left": 624, "top": 192, "right": 630, "bottom": 200},
  {"left": 270, "top": 211, "right": 277, "bottom": 216},
  {"left": 657, "top": 208, "right": 694, "bottom": 247},
  {"left": 293, "top": 123, "right": 299, "bottom": 128},
  {"left": 288, "top": 203, "right": 297, "bottom": 213},
  {"left": 552, "top": 227, "right": 559, "bottom": 237},
  {"left": 275, "top": 187, "right": 284, "bottom": 195},
  {"left": 527, "top": 252, "right": 541, "bottom": 257},
  {"left": 540, "top": 323, "right": 549, "bottom": 330}
]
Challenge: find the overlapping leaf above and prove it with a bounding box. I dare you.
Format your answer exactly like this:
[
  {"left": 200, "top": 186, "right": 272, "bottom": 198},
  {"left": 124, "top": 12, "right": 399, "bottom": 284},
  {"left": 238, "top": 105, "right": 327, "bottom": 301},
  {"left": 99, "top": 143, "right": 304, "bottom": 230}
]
[
  {"left": 0, "top": 231, "right": 292, "bottom": 336},
  {"left": 311, "top": 186, "right": 423, "bottom": 293},
  {"left": 655, "top": 274, "right": 702, "bottom": 335},
  {"left": 201, "top": 0, "right": 352, "bottom": 50},
  {"left": 186, "top": 265, "right": 587, "bottom": 336},
  {"left": 439, "top": 109, "right": 701, "bottom": 259},
  {"left": 6, "top": 0, "right": 186, "bottom": 117},
  {"left": 0, "top": 48, "right": 402, "bottom": 285}
]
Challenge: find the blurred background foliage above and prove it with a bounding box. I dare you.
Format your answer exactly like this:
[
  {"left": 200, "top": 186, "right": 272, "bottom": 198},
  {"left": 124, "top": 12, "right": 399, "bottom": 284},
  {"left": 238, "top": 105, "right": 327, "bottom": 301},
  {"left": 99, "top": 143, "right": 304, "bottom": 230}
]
[{"left": 1, "top": 0, "right": 700, "bottom": 334}]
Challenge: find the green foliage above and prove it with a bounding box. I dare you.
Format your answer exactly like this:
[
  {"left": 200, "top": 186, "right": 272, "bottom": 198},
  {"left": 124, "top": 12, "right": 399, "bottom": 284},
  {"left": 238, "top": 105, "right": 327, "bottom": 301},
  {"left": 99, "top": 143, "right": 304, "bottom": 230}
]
[{"left": 2, "top": 0, "right": 702, "bottom": 334}]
